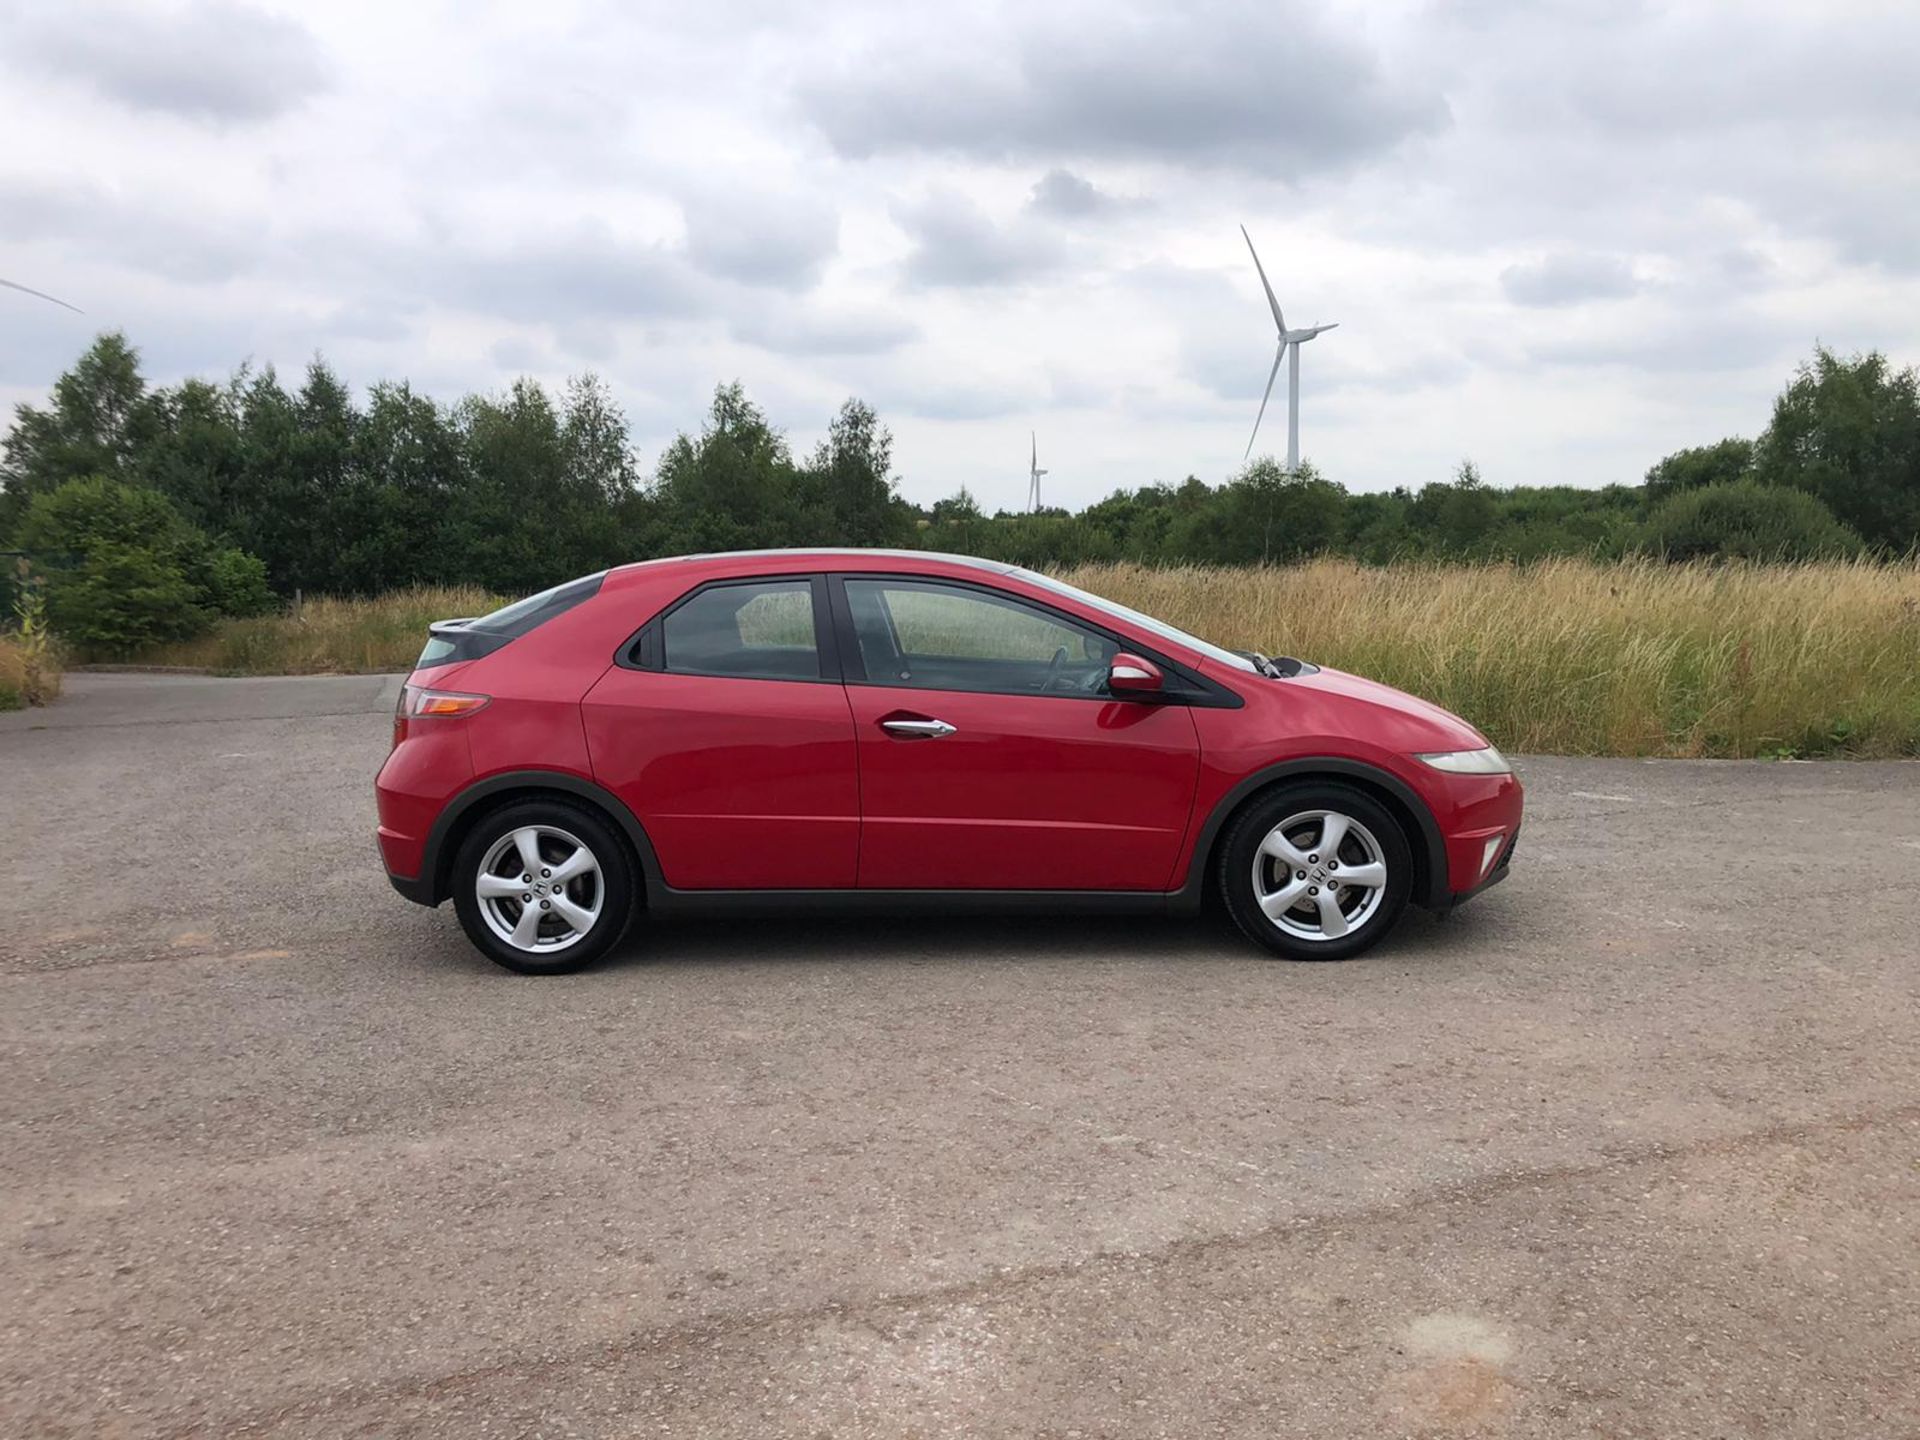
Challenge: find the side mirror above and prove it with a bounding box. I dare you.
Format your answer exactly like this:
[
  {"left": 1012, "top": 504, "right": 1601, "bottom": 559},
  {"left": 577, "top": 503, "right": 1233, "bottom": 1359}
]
[{"left": 1107, "top": 652, "right": 1164, "bottom": 696}]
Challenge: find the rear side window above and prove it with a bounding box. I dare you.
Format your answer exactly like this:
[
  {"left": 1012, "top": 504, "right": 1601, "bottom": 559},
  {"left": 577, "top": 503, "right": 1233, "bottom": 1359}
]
[
  {"left": 416, "top": 571, "right": 606, "bottom": 667},
  {"left": 662, "top": 580, "right": 821, "bottom": 681}
]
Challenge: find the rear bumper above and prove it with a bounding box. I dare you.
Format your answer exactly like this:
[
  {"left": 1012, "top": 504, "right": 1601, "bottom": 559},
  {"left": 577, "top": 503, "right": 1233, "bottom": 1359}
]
[
  {"left": 386, "top": 867, "right": 438, "bottom": 906},
  {"left": 375, "top": 713, "right": 474, "bottom": 906}
]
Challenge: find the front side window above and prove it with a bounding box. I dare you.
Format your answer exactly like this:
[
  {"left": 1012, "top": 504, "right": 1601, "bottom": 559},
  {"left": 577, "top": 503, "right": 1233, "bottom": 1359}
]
[
  {"left": 1009, "top": 567, "right": 1258, "bottom": 673},
  {"left": 662, "top": 580, "right": 820, "bottom": 680},
  {"left": 844, "top": 579, "right": 1116, "bottom": 695}
]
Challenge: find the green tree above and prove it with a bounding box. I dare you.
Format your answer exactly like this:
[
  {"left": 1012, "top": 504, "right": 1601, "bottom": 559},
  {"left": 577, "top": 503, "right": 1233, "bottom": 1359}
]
[
  {"left": 1754, "top": 347, "right": 1920, "bottom": 552},
  {"left": 797, "top": 399, "right": 917, "bottom": 548},
  {"left": 1, "top": 332, "right": 159, "bottom": 537},
  {"left": 929, "top": 486, "right": 984, "bottom": 527},
  {"left": 1410, "top": 460, "right": 1499, "bottom": 556},
  {"left": 1639, "top": 481, "right": 1860, "bottom": 561},
  {"left": 652, "top": 383, "right": 803, "bottom": 552},
  {"left": 343, "top": 381, "right": 463, "bottom": 592},
  {"left": 560, "top": 373, "right": 646, "bottom": 568},
  {"left": 456, "top": 378, "right": 568, "bottom": 593},
  {"left": 140, "top": 376, "right": 246, "bottom": 537},
  {"left": 288, "top": 360, "right": 365, "bottom": 593},
  {"left": 1644, "top": 437, "right": 1753, "bottom": 501}
]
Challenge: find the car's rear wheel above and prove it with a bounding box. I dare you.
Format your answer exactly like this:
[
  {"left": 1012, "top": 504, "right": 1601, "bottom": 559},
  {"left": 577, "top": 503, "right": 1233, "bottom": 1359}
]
[
  {"left": 1218, "top": 782, "right": 1412, "bottom": 961},
  {"left": 451, "top": 800, "right": 635, "bottom": 974}
]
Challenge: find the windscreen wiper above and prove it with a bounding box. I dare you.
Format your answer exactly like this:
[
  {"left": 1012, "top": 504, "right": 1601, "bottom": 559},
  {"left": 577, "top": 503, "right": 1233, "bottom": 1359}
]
[{"left": 1235, "top": 650, "right": 1316, "bottom": 679}]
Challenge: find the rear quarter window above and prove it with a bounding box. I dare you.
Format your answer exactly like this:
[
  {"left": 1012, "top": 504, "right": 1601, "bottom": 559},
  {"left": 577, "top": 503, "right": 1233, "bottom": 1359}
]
[{"left": 415, "top": 571, "right": 607, "bottom": 668}]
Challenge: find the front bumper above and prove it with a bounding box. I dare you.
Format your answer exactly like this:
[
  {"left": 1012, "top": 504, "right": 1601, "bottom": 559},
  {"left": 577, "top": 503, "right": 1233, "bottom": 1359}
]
[{"left": 1440, "top": 826, "right": 1518, "bottom": 913}]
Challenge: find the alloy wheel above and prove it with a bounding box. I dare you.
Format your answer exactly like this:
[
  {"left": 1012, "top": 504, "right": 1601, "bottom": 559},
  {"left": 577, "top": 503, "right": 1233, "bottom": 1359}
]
[
  {"left": 474, "top": 824, "right": 603, "bottom": 953},
  {"left": 1250, "top": 809, "right": 1388, "bottom": 942}
]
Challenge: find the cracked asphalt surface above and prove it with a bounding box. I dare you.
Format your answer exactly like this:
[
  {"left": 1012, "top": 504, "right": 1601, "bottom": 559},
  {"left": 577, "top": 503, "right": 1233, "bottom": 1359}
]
[{"left": 3, "top": 672, "right": 1918, "bottom": 1437}]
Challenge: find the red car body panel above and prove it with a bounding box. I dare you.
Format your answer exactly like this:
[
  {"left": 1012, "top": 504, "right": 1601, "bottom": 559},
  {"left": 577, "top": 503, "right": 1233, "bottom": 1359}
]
[
  {"left": 375, "top": 549, "right": 1524, "bottom": 914},
  {"left": 843, "top": 686, "right": 1200, "bottom": 890},
  {"left": 1179, "top": 664, "right": 1517, "bottom": 896},
  {"left": 582, "top": 670, "right": 861, "bottom": 889}
]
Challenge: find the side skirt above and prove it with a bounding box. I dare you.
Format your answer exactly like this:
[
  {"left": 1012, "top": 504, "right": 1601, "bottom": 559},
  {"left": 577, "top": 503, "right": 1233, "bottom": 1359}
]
[{"left": 646, "top": 888, "right": 1177, "bottom": 919}]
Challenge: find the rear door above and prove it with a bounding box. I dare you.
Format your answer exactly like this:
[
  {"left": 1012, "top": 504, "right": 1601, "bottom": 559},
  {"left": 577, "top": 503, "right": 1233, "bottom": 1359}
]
[
  {"left": 832, "top": 574, "right": 1201, "bottom": 891},
  {"left": 582, "top": 574, "right": 859, "bottom": 890}
]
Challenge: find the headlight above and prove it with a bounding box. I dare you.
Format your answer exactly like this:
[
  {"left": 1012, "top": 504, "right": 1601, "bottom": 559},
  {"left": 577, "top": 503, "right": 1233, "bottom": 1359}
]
[{"left": 1417, "top": 746, "right": 1511, "bottom": 775}]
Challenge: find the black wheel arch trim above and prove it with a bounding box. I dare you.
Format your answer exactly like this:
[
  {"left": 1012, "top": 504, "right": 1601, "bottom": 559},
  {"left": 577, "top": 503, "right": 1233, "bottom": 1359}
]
[
  {"left": 403, "top": 770, "right": 665, "bottom": 907},
  {"left": 1172, "top": 757, "right": 1451, "bottom": 913}
]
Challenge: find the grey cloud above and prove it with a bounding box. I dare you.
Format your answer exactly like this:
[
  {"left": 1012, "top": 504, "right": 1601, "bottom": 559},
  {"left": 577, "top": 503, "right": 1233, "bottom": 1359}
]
[
  {"left": 488, "top": 336, "right": 545, "bottom": 373},
  {"left": 0, "top": 301, "right": 94, "bottom": 384},
  {"left": 317, "top": 301, "right": 415, "bottom": 345},
  {"left": 1524, "top": 309, "right": 1790, "bottom": 375},
  {"left": 873, "top": 378, "right": 1032, "bottom": 421},
  {"left": 894, "top": 191, "right": 1063, "bottom": 289},
  {"left": 681, "top": 189, "right": 839, "bottom": 289},
  {"left": 1501, "top": 254, "right": 1640, "bottom": 307},
  {"left": 412, "top": 228, "right": 708, "bottom": 326},
  {"left": 731, "top": 304, "right": 919, "bottom": 357},
  {"left": 554, "top": 321, "right": 620, "bottom": 365},
  {"left": 1380, "top": 3, "right": 1920, "bottom": 273},
  {"left": 14, "top": 1, "right": 330, "bottom": 123},
  {"left": 1028, "top": 169, "right": 1140, "bottom": 219},
  {"left": 0, "top": 176, "right": 259, "bottom": 283},
  {"left": 801, "top": 2, "right": 1447, "bottom": 178}
]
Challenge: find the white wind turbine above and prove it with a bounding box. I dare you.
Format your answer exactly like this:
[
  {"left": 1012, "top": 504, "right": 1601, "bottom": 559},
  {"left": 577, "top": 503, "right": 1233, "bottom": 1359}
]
[
  {"left": 1, "top": 278, "right": 83, "bottom": 314},
  {"left": 1241, "top": 225, "right": 1335, "bottom": 471},
  {"left": 1027, "top": 431, "right": 1048, "bottom": 512}
]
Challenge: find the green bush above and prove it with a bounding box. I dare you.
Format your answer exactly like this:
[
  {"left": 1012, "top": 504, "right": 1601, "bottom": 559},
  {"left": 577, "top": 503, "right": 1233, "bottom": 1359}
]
[
  {"left": 15, "top": 476, "right": 276, "bottom": 655},
  {"left": 1639, "top": 481, "right": 1861, "bottom": 562},
  {"left": 198, "top": 547, "right": 276, "bottom": 617},
  {"left": 48, "top": 543, "right": 207, "bottom": 656}
]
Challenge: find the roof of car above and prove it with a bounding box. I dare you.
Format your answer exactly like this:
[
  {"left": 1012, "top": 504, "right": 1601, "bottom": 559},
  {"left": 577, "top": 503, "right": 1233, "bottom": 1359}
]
[{"left": 612, "top": 548, "right": 1019, "bottom": 576}]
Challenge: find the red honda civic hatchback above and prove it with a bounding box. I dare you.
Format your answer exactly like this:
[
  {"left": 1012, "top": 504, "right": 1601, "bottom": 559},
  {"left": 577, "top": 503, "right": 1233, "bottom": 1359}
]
[{"left": 376, "top": 549, "right": 1521, "bottom": 974}]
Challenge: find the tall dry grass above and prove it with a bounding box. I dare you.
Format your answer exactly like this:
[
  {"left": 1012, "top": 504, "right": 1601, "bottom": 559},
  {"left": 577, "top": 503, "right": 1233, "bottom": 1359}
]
[
  {"left": 0, "top": 633, "right": 63, "bottom": 710},
  {"left": 1056, "top": 558, "right": 1920, "bottom": 757},
  {"left": 135, "top": 587, "right": 502, "bottom": 676},
  {"left": 119, "top": 560, "right": 1920, "bottom": 757}
]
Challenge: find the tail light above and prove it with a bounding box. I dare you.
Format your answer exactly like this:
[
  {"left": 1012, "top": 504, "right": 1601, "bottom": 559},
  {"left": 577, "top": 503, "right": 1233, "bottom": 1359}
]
[{"left": 392, "top": 685, "right": 490, "bottom": 746}]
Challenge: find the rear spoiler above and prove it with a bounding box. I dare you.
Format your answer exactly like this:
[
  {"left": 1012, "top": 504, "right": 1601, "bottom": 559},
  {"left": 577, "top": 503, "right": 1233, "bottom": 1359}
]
[{"left": 417, "top": 618, "right": 513, "bottom": 667}]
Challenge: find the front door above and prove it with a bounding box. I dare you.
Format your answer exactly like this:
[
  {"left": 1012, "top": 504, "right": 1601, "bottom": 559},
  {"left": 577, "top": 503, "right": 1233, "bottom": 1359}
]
[
  {"left": 835, "top": 576, "right": 1201, "bottom": 891},
  {"left": 583, "top": 575, "right": 859, "bottom": 890}
]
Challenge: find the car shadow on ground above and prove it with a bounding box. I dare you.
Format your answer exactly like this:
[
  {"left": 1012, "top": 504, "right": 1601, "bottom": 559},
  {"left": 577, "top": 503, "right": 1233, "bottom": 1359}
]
[{"left": 571, "top": 900, "right": 1483, "bottom": 975}]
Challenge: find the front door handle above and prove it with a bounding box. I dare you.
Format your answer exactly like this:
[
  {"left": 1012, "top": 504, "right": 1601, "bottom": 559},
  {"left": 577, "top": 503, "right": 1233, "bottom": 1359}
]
[{"left": 880, "top": 717, "right": 956, "bottom": 738}]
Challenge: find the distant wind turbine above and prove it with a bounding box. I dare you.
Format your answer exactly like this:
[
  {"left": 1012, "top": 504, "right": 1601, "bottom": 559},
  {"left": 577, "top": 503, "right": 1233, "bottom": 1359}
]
[
  {"left": 1, "top": 278, "right": 83, "bottom": 314},
  {"left": 1027, "top": 431, "right": 1048, "bottom": 513},
  {"left": 1241, "top": 225, "right": 1334, "bottom": 471}
]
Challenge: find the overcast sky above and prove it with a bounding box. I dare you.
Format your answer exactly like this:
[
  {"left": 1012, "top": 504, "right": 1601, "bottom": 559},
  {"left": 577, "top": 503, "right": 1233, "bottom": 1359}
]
[{"left": 3, "top": 0, "right": 1917, "bottom": 510}]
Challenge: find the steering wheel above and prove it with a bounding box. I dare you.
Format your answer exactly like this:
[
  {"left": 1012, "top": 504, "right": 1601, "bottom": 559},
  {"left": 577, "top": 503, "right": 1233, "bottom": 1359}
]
[{"left": 1040, "top": 645, "right": 1067, "bottom": 692}]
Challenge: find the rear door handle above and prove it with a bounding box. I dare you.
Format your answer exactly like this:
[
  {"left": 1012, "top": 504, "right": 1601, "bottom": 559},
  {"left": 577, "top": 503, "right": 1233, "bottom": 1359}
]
[{"left": 880, "top": 717, "right": 956, "bottom": 738}]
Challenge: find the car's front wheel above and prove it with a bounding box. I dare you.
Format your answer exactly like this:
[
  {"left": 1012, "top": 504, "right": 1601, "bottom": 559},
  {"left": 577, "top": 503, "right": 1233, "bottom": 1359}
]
[
  {"left": 1218, "top": 782, "right": 1412, "bottom": 960},
  {"left": 451, "top": 800, "right": 636, "bottom": 974}
]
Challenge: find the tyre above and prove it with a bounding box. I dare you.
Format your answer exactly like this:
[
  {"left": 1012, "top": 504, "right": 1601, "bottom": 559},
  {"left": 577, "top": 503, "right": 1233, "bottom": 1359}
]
[
  {"left": 1217, "top": 782, "right": 1412, "bottom": 961},
  {"left": 451, "top": 799, "right": 636, "bottom": 974}
]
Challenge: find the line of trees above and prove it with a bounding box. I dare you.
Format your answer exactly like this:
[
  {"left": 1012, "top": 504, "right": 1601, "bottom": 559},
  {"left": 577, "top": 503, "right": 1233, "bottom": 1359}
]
[{"left": 2, "top": 333, "right": 1915, "bottom": 652}]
